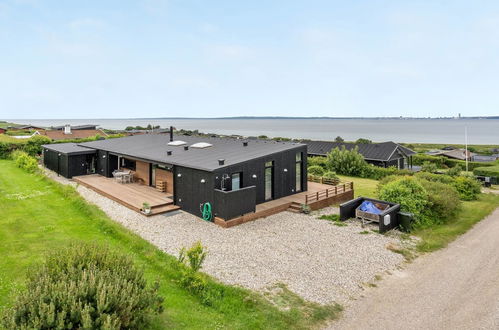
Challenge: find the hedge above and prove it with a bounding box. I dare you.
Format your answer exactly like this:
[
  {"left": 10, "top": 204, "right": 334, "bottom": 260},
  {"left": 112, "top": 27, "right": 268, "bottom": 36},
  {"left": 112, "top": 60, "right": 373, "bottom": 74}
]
[
  {"left": 412, "top": 153, "right": 496, "bottom": 171},
  {"left": 473, "top": 165, "right": 499, "bottom": 180}
]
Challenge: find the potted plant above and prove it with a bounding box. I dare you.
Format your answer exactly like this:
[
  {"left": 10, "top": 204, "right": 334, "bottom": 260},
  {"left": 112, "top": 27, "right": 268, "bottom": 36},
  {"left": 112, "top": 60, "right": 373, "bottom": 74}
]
[
  {"left": 301, "top": 204, "right": 311, "bottom": 214},
  {"left": 142, "top": 202, "right": 151, "bottom": 215}
]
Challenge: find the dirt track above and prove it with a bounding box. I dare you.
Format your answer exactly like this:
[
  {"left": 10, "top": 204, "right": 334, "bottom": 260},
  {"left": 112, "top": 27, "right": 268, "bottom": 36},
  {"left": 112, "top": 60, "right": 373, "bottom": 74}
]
[{"left": 328, "top": 207, "right": 499, "bottom": 330}]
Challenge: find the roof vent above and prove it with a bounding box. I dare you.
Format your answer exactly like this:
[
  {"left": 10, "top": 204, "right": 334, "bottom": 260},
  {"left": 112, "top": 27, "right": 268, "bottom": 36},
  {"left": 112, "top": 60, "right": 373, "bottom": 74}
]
[
  {"left": 218, "top": 159, "right": 225, "bottom": 166},
  {"left": 184, "top": 146, "right": 189, "bottom": 151},
  {"left": 243, "top": 142, "right": 248, "bottom": 147},
  {"left": 167, "top": 151, "right": 172, "bottom": 156},
  {"left": 190, "top": 142, "right": 213, "bottom": 149},
  {"left": 168, "top": 140, "right": 187, "bottom": 146}
]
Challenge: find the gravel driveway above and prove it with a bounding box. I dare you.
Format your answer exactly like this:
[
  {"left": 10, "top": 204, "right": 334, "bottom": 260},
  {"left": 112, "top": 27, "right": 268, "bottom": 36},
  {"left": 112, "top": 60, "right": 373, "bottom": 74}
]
[{"left": 49, "top": 171, "right": 405, "bottom": 305}]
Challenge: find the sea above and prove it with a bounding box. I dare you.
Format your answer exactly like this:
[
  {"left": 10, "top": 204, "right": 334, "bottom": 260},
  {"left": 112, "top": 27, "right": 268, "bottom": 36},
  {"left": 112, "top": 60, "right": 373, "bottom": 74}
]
[{"left": 7, "top": 118, "right": 499, "bottom": 145}]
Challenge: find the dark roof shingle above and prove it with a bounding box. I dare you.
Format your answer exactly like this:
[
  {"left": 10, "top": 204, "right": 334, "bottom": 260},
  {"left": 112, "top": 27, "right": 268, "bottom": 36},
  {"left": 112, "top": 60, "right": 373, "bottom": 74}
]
[{"left": 302, "top": 141, "right": 415, "bottom": 161}]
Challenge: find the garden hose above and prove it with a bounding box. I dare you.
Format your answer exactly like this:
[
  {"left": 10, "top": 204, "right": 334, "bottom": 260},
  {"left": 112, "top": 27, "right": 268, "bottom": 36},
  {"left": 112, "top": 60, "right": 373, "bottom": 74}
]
[{"left": 201, "top": 202, "right": 213, "bottom": 222}]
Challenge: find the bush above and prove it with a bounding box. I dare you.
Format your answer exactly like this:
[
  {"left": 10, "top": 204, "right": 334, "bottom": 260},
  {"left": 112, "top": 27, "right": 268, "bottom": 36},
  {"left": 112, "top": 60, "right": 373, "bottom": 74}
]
[
  {"left": 447, "top": 164, "right": 462, "bottom": 177},
  {"left": 418, "top": 179, "right": 461, "bottom": 224},
  {"left": 1, "top": 243, "right": 164, "bottom": 329},
  {"left": 322, "top": 171, "right": 339, "bottom": 181},
  {"left": 23, "top": 135, "right": 51, "bottom": 156},
  {"left": 11, "top": 150, "right": 39, "bottom": 173},
  {"left": 355, "top": 138, "right": 372, "bottom": 144},
  {"left": 367, "top": 165, "right": 413, "bottom": 180},
  {"left": 326, "top": 146, "right": 368, "bottom": 177},
  {"left": 421, "top": 161, "right": 439, "bottom": 173},
  {"left": 453, "top": 176, "right": 481, "bottom": 201},
  {"left": 307, "top": 165, "right": 325, "bottom": 176},
  {"left": 414, "top": 172, "right": 455, "bottom": 185},
  {"left": 378, "top": 177, "right": 429, "bottom": 224},
  {"left": 412, "top": 153, "right": 495, "bottom": 171},
  {"left": 307, "top": 156, "right": 329, "bottom": 170}
]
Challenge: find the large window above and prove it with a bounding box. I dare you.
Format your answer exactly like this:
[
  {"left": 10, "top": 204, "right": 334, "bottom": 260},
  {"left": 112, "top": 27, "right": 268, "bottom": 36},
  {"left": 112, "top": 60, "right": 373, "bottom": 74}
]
[
  {"left": 265, "top": 161, "right": 274, "bottom": 200},
  {"left": 121, "top": 157, "right": 136, "bottom": 171},
  {"left": 231, "top": 172, "right": 241, "bottom": 191},
  {"left": 295, "top": 152, "right": 302, "bottom": 192}
]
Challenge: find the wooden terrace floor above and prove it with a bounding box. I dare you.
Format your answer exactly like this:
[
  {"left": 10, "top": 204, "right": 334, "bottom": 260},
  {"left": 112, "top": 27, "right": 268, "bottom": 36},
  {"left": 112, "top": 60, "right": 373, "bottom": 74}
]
[{"left": 73, "top": 174, "right": 179, "bottom": 216}]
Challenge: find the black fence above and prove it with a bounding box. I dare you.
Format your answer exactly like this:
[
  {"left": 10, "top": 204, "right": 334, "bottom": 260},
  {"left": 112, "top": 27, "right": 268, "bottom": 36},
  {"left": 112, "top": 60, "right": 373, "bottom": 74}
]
[{"left": 214, "top": 186, "right": 256, "bottom": 220}]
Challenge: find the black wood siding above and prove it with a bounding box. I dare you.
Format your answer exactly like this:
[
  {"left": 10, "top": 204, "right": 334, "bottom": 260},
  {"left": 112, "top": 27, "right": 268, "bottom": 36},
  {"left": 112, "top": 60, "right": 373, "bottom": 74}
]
[
  {"left": 213, "top": 145, "right": 307, "bottom": 205},
  {"left": 213, "top": 186, "right": 256, "bottom": 219},
  {"left": 173, "top": 166, "right": 215, "bottom": 218}
]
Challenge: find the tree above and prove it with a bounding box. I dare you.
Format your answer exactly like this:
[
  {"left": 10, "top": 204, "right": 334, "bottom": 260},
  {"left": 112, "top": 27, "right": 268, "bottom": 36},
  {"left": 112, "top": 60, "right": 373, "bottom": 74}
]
[
  {"left": 334, "top": 136, "right": 344, "bottom": 142},
  {"left": 355, "top": 138, "right": 372, "bottom": 144},
  {"left": 326, "top": 146, "right": 368, "bottom": 177}
]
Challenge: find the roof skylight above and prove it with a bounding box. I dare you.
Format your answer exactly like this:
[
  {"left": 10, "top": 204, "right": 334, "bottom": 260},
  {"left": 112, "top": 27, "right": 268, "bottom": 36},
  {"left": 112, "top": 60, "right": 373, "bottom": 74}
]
[
  {"left": 190, "top": 142, "right": 213, "bottom": 149},
  {"left": 168, "top": 140, "right": 187, "bottom": 146}
]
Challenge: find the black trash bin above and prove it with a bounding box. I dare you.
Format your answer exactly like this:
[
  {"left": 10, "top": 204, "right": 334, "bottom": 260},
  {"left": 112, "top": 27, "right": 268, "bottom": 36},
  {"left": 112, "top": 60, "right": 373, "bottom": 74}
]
[{"left": 398, "top": 212, "right": 414, "bottom": 232}]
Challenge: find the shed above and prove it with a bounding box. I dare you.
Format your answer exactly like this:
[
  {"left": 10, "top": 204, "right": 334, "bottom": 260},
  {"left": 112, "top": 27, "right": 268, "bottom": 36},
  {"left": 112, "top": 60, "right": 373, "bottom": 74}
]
[{"left": 42, "top": 143, "right": 97, "bottom": 178}]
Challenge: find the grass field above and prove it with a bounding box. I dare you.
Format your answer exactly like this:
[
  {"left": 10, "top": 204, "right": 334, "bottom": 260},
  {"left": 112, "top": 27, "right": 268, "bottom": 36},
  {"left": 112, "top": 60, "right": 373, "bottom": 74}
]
[
  {"left": 0, "top": 160, "right": 340, "bottom": 329},
  {"left": 337, "top": 175, "right": 378, "bottom": 199}
]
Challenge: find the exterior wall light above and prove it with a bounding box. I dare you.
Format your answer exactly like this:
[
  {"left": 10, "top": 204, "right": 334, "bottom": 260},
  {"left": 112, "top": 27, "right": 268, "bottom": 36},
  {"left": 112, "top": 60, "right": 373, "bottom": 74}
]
[
  {"left": 283, "top": 168, "right": 288, "bottom": 172},
  {"left": 200, "top": 179, "right": 206, "bottom": 183},
  {"left": 177, "top": 173, "right": 182, "bottom": 177},
  {"left": 102, "top": 155, "right": 106, "bottom": 158},
  {"left": 252, "top": 174, "right": 257, "bottom": 179}
]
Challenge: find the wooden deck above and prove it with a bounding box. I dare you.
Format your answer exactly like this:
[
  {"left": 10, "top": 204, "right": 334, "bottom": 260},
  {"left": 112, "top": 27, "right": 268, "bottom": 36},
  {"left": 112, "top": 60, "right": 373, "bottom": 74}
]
[
  {"left": 214, "top": 181, "right": 354, "bottom": 228},
  {"left": 73, "top": 174, "right": 180, "bottom": 216}
]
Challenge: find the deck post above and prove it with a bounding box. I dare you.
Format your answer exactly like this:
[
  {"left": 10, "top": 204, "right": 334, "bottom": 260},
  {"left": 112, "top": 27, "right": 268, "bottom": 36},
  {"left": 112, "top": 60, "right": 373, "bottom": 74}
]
[
  {"left": 316, "top": 191, "right": 319, "bottom": 201},
  {"left": 335, "top": 186, "right": 337, "bottom": 195}
]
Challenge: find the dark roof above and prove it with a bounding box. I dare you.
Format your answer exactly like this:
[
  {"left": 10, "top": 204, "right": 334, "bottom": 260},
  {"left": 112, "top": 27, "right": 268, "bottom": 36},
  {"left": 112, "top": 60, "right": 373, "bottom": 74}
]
[
  {"left": 42, "top": 143, "right": 96, "bottom": 155},
  {"left": 79, "top": 134, "right": 304, "bottom": 171},
  {"left": 52, "top": 124, "right": 98, "bottom": 130},
  {"left": 40, "top": 129, "right": 108, "bottom": 140},
  {"left": 8, "top": 125, "right": 46, "bottom": 130},
  {"left": 302, "top": 141, "right": 415, "bottom": 161}
]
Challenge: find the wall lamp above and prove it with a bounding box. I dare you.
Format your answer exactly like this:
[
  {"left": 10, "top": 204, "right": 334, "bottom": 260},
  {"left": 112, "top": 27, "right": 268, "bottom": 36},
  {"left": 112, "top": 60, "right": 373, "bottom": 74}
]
[
  {"left": 200, "top": 179, "right": 206, "bottom": 183},
  {"left": 283, "top": 168, "right": 288, "bottom": 172},
  {"left": 177, "top": 173, "right": 182, "bottom": 177},
  {"left": 252, "top": 174, "right": 257, "bottom": 179}
]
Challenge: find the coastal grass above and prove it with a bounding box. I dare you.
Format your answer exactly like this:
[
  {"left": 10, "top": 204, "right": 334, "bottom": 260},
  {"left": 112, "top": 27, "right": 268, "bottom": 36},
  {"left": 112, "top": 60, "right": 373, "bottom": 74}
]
[
  {"left": 413, "top": 193, "right": 499, "bottom": 252},
  {"left": 404, "top": 142, "right": 499, "bottom": 154},
  {"left": 0, "top": 159, "right": 341, "bottom": 329},
  {"left": 337, "top": 175, "right": 378, "bottom": 198}
]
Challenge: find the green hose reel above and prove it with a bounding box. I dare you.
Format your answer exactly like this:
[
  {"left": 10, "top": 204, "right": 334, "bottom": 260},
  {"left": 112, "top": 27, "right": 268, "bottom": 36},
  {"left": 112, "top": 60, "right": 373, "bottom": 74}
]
[{"left": 201, "top": 202, "right": 213, "bottom": 222}]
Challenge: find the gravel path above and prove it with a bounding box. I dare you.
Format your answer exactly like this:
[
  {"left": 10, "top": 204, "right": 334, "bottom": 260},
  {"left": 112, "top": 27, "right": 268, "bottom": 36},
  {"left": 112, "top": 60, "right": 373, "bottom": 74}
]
[
  {"left": 327, "top": 206, "right": 499, "bottom": 329},
  {"left": 47, "top": 171, "right": 406, "bottom": 305}
]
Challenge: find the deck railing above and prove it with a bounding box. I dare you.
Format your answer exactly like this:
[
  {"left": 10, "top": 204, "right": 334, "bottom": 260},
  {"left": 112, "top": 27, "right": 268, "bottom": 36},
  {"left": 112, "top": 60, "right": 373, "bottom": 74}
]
[
  {"left": 307, "top": 175, "right": 340, "bottom": 186},
  {"left": 305, "top": 182, "right": 353, "bottom": 205}
]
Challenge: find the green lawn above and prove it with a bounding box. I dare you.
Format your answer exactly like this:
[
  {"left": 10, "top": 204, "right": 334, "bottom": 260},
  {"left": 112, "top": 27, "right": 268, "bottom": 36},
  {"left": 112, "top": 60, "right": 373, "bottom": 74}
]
[
  {"left": 413, "top": 193, "right": 499, "bottom": 252},
  {"left": 0, "top": 160, "right": 340, "bottom": 329},
  {"left": 337, "top": 175, "right": 378, "bottom": 199}
]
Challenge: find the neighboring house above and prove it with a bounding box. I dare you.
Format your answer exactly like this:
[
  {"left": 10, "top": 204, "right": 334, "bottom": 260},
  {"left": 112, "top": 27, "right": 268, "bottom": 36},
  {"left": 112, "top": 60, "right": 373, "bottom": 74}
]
[
  {"left": 42, "top": 133, "right": 308, "bottom": 221},
  {"left": 0, "top": 128, "right": 6, "bottom": 134},
  {"left": 40, "top": 125, "right": 108, "bottom": 141},
  {"left": 123, "top": 128, "right": 171, "bottom": 136},
  {"left": 472, "top": 154, "right": 499, "bottom": 162},
  {"left": 52, "top": 124, "right": 98, "bottom": 130},
  {"left": 428, "top": 149, "right": 476, "bottom": 161},
  {"left": 11, "top": 131, "right": 41, "bottom": 139},
  {"left": 7, "top": 125, "right": 45, "bottom": 131},
  {"left": 303, "top": 140, "right": 416, "bottom": 169}
]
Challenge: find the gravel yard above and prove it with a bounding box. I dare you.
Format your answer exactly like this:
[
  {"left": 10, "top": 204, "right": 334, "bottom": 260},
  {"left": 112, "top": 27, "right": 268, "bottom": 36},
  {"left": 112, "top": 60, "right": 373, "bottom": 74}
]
[{"left": 48, "top": 171, "right": 406, "bottom": 305}]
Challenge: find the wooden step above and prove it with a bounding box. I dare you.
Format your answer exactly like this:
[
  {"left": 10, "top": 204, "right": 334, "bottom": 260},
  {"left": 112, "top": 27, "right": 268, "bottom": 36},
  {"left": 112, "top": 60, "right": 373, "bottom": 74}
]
[{"left": 148, "top": 204, "right": 181, "bottom": 216}]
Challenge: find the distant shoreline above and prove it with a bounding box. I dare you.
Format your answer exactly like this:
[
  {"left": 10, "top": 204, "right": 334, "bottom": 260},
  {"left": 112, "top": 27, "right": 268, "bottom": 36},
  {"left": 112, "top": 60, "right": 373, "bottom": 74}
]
[{"left": 4, "top": 116, "right": 499, "bottom": 120}]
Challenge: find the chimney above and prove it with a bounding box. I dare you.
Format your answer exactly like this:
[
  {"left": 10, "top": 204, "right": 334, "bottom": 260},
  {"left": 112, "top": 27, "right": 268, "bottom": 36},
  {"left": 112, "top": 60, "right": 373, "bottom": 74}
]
[
  {"left": 169, "top": 126, "right": 173, "bottom": 142},
  {"left": 243, "top": 141, "right": 248, "bottom": 147},
  {"left": 184, "top": 146, "right": 189, "bottom": 151},
  {"left": 64, "top": 124, "right": 71, "bottom": 135},
  {"left": 218, "top": 159, "right": 225, "bottom": 166}
]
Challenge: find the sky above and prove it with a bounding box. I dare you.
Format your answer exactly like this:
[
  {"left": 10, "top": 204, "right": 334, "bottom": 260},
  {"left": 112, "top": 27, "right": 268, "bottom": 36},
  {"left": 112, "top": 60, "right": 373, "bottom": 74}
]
[{"left": 1, "top": 0, "right": 499, "bottom": 119}]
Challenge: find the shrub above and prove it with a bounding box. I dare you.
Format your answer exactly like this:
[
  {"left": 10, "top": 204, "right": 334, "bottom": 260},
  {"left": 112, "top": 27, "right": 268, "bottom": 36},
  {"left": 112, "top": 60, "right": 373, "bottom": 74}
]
[
  {"left": 447, "top": 164, "right": 462, "bottom": 177},
  {"left": 453, "top": 176, "right": 481, "bottom": 201},
  {"left": 178, "top": 241, "right": 207, "bottom": 273},
  {"left": 326, "top": 146, "right": 368, "bottom": 177},
  {"left": 307, "top": 156, "right": 329, "bottom": 170},
  {"left": 1, "top": 243, "right": 163, "bottom": 329},
  {"left": 355, "top": 138, "right": 372, "bottom": 144},
  {"left": 307, "top": 165, "right": 325, "bottom": 177},
  {"left": 11, "top": 150, "right": 39, "bottom": 173},
  {"left": 23, "top": 135, "right": 51, "bottom": 156},
  {"left": 334, "top": 136, "right": 344, "bottom": 142},
  {"left": 412, "top": 153, "right": 495, "bottom": 171},
  {"left": 378, "top": 178, "right": 429, "bottom": 224},
  {"left": 418, "top": 179, "right": 461, "bottom": 224},
  {"left": 414, "top": 172, "right": 455, "bottom": 185},
  {"left": 421, "top": 161, "right": 439, "bottom": 173},
  {"left": 322, "top": 171, "right": 339, "bottom": 181},
  {"left": 367, "top": 165, "right": 413, "bottom": 180}
]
